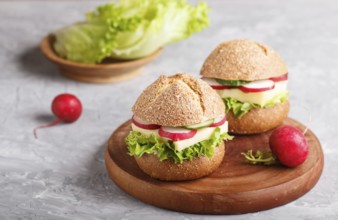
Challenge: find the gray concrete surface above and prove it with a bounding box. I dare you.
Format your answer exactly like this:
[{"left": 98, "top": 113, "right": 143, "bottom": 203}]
[{"left": 0, "top": 0, "right": 337, "bottom": 219}]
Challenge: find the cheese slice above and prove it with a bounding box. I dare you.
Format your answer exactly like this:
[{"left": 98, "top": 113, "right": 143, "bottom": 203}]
[
  {"left": 131, "top": 121, "right": 228, "bottom": 151},
  {"left": 173, "top": 122, "right": 228, "bottom": 151},
  {"left": 217, "top": 81, "right": 287, "bottom": 106}
]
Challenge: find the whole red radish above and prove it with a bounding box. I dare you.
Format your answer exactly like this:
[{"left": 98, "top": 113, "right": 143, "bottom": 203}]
[
  {"left": 51, "top": 94, "right": 82, "bottom": 122},
  {"left": 269, "top": 125, "right": 308, "bottom": 167},
  {"left": 34, "top": 93, "right": 82, "bottom": 138}
]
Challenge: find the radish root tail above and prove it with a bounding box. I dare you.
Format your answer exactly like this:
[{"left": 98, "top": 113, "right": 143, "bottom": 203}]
[
  {"left": 33, "top": 118, "right": 62, "bottom": 139},
  {"left": 299, "top": 104, "right": 312, "bottom": 135}
]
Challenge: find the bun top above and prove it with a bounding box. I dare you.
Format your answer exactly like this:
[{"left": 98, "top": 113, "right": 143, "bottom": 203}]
[
  {"left": 132, "top": 74, "right": 225, "bottom": 126},
  {"left": 200, "top": 39, "right": 288, "bottom": 81}
]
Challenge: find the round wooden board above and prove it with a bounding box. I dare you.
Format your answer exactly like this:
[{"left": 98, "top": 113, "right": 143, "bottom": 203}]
[{"left": 105, "top": 118, "right": 324, "bottom": 214}]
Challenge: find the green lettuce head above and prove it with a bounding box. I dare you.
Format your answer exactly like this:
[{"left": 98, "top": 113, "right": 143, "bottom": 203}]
[{"left": 53, "top": 0, "right": 210, "bottom": 64}]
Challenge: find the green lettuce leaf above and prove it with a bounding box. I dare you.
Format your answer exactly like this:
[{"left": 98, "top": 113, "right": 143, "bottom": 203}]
[
  {"left": 53, "top": 0, "right": 210, "bottom": 63},
  {"left": 53, "top": 22, "right": 113, "bottom": 64},
  {"left": 224, "top": 91, "right": 289, "bottom": 119},
  {"left": 264, "top": 90, "right": 289, "bottom": 107},
  {"left": 125, "top": 127, "right": 232, "bottom": 164}
]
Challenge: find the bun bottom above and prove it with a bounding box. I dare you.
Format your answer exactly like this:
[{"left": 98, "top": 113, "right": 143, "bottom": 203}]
[
  {"left": 227, "top": 100, "right": 289, "bottom": 134},
  {"left": 134, "top": 142, "right": 225, "bottom": 181}
]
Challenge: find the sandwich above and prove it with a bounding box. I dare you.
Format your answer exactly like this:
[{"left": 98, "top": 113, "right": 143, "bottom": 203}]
[
  {"left": 201, "top": 39, "right": 289, "bottom": 134},
  {"left": 125, "top": 74, "right": 232, "bottom": 181}
]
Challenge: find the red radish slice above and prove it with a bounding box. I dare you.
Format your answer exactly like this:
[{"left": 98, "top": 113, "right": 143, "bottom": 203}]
[
  {"left": 201, "top": 77, "right": 232, "bottom": 90},
  {"left": 132, "top": 116, "right": 160, "bottom": 130},
  {"left": 239, "top": 80, "right": 275, "bottom": 93},
  {"left": 269, "top": 74, "right": 288, "bottom": 82},
  {"left": 159, "top": 126, "right": 197, "bottom": 141},
  {"left": 211, "top": 85, "right": 233, "bottom": 90},
  {"left": 210, "top": 115, "right": 227, "bottom": 127}
]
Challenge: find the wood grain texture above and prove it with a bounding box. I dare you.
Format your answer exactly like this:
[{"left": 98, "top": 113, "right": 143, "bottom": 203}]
[
  {"left": 105, "top": 118, "right": 324, "bottom": 214},
  {"left": 40, "top": 35, "right": 162, "bottom": 83}
]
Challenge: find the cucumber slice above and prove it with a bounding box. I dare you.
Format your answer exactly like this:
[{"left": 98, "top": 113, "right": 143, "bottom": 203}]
[
  {"left": 216, "top": 79, "right": 249, "bottom": 86},
  {"left": 184, "top": 119, "right": 214, "bottom": 130}
]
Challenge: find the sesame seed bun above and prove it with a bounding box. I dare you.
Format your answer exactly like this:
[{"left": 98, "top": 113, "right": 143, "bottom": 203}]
[
  {"left": 132, "top": 73, "right": 225, "bottom": 126},
  {"left": 134, "top": 141, "right": 225, "bottom": 181},
  {"left": 227, "top": 100, "right": 290, "bottom": 134},
  {"left": 200, "top": 39, "right": 288, "bottom": 81}
]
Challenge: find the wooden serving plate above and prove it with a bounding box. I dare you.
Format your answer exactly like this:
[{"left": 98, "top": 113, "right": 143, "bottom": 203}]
[{"left": 105, "top": 118, "right": 323, "bottom": 214}]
